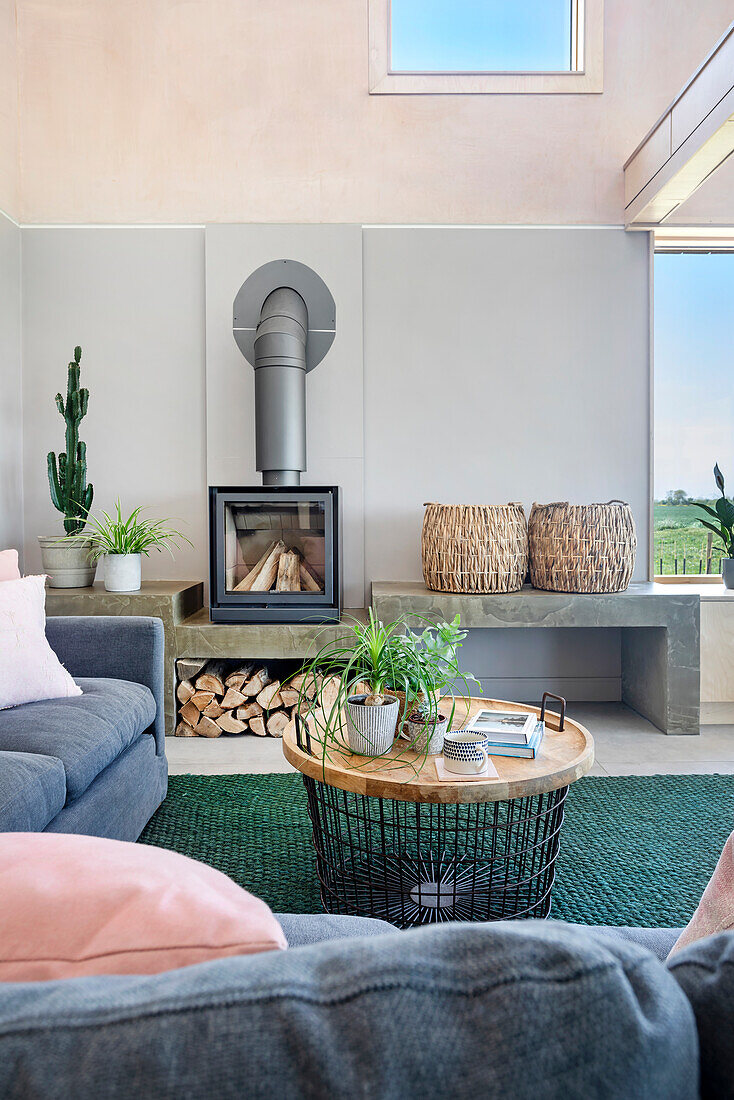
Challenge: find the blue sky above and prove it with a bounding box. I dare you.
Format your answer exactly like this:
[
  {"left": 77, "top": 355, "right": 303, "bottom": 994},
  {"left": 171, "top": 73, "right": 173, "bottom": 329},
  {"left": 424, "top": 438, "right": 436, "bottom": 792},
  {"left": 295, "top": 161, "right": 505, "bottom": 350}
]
[
  {"left": 654, "top": 253, "right": 734, "bottom": 500},
  {"left": 390, "top": 0, "right": 571, "bottom": 72}
]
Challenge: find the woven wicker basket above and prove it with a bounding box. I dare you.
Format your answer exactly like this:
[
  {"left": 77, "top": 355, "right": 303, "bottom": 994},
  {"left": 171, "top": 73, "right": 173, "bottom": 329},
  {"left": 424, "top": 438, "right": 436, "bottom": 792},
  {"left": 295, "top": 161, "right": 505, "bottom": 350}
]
[
  {"left": 421, "top": 502, "right": 529, "bottom": 594},
  {"left": 528, "top": 501, "right": 637, "bottom": 593}
]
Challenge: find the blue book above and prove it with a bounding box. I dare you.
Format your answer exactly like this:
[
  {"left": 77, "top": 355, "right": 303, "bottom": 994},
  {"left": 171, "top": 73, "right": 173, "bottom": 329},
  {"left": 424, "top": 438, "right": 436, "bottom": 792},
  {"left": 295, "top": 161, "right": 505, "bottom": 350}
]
[{"left": 484, "top": 721, "right": 544, "bottom": 759}]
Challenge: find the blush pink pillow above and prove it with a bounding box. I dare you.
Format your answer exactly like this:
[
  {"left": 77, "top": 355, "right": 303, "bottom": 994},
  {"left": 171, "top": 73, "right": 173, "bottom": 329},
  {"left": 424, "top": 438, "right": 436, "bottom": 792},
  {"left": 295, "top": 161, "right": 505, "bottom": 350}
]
[
  {"left": 0, "top": 549, "right": 21, "bottom": 581},
  {"left": 669, "top": 829, "right": 734, "bottom": 956},
  {"left": 0, "top": 574, "right": 81, "bottom": 708},
  {"left": 0, "top": 833, "right": 287, "bottom": 981}
]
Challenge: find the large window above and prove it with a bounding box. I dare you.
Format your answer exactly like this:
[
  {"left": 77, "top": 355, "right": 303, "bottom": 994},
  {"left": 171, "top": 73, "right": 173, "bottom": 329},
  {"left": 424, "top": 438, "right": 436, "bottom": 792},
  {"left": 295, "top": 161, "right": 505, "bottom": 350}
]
[
  {"left": 369, "top": 0, "right": 603, "bottom": 94},
  {"left": 654, "top": 252, "right": 734, "bottom": 576}
]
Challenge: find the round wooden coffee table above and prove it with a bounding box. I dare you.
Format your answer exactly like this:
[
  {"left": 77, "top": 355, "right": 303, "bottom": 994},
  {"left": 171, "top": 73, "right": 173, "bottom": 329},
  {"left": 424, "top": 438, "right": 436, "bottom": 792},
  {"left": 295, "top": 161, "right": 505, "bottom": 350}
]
[{"left": 283, "top": 696, "right": 594, "bottom": 928}]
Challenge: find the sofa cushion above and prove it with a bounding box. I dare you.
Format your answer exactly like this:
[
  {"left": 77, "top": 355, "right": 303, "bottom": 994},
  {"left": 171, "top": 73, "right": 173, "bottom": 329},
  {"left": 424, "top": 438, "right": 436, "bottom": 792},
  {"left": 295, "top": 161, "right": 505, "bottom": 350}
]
[
  {"left": 0, "top": 678, "right": 155, "bottom": 801},
  {"left": 0, "top": 751, "right": 66, "bottom": 831},
  {"left": 668, "top": 930, "right": 734, "bottom": 1099},
  {"left": 0, "top": 920, "right": 698, "bottom": 1100}
]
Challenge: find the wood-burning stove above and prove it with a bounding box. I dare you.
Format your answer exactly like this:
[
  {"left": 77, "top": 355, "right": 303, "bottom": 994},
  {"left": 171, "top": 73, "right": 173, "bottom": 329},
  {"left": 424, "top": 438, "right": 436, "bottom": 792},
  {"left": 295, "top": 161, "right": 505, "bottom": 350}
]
[{"left": 208, "top": 486, "right": 341, "bottom": 623}]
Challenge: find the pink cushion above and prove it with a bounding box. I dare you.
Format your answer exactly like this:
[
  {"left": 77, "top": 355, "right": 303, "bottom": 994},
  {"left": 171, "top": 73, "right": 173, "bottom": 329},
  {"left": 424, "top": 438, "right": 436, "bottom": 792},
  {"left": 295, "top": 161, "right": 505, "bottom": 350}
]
[
  {"left": 669, "top": 829, "right": 734, "bottom": 956},
  {"left": 0, "top": 549, "right": 20, "bottom": 581},
  {"left": 0, "top": 833, "right": 287, "bottom": 981},
  {"left": 0, "top": 574, "right": 82, "bottom": 708}
]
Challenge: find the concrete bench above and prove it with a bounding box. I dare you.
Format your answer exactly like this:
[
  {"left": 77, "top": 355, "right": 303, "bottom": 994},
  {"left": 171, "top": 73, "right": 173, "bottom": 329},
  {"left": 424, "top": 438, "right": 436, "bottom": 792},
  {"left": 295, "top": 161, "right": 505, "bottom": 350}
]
[{"left": 371, "top": 582, "right": 700, "bottom": 735}]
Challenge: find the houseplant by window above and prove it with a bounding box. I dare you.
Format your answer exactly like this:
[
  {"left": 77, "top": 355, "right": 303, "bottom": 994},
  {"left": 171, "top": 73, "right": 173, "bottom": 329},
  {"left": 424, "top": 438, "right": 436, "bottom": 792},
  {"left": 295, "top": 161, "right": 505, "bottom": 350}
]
[
  {"left": 692, "top": 464, "right": 734, "bottom": 588},
  {"left": 39, "top": 347, "right": 96, "bottom": 587},
  {"left": 63, "top": 501, "right": 192, "bottom": 592}
]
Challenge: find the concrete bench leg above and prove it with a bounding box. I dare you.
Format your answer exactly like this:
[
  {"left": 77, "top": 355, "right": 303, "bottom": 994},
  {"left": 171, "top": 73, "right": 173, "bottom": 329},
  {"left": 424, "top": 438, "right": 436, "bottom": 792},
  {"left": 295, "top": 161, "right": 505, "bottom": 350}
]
[{"left": 621, "top": 625, "right": 700, "bottom": 735}]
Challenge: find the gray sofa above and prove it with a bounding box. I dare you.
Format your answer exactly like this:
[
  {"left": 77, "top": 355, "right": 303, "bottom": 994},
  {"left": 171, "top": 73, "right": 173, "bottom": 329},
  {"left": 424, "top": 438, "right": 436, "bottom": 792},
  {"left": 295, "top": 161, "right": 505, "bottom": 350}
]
[
  {"left": 0, "top": 616, "right": 167, "bottom": 839},
  {"left": 0, "top": 914, "right": 730, "bottom": 1099}
]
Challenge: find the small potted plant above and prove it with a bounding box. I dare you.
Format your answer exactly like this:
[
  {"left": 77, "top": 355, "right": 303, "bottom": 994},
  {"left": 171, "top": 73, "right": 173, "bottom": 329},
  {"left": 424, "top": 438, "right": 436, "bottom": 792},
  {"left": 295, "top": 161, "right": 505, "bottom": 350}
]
[
  {"left": 63, "top": 501, "right": 192, "bottom": 592},
  {"left": 293, "top": 609, "right": 429, "bottom": 757},
  {"left": 691, "top": 464, "right": 734, "bottom": 588},
  {"left": 399, "top": 616, "right": 479, "bottom": 754},
  {"left": 39, "top": 346, "right": 96, "bottom": 587}
]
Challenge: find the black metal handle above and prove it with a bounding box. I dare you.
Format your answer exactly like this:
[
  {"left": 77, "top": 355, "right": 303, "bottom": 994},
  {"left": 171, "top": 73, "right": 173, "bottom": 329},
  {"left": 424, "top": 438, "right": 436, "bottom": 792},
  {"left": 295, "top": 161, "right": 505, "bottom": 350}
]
[
  {"left": 294, "top": 713, "right": 313, "bottom": 756},
  {"left": 540, "top": 692, "right": 566, "bottom": 731}
]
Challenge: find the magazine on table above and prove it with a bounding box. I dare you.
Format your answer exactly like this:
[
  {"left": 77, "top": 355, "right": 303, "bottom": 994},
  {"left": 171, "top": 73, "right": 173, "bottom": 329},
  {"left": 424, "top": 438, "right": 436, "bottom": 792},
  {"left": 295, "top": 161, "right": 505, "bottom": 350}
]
[{"left": 464, "top": 708, "right": 538, "bottom": 745}]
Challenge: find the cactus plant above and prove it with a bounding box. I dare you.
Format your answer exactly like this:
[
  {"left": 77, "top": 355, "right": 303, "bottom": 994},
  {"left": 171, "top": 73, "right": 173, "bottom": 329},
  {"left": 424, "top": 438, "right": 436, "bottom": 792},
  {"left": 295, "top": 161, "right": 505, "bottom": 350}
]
[{"left": 47, "top": 346, "right": 94, "bottom": 535}]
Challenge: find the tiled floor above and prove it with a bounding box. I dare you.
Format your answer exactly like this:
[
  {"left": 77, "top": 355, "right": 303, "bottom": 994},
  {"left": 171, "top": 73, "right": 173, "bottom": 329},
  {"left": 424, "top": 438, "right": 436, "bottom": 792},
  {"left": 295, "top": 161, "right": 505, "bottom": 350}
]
[{"left": 165, "top": 703, "right": 734, "bottom": 778}]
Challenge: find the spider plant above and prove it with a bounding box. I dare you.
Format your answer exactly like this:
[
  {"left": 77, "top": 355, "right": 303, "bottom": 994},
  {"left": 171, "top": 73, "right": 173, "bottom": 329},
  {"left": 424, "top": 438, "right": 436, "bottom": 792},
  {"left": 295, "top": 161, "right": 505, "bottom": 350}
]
[
  {"left": 61, "top": 500, "right": 192, "bottom": 561},
  {"left": 290, "top": 609, "right": 477, "bottom": 768}
]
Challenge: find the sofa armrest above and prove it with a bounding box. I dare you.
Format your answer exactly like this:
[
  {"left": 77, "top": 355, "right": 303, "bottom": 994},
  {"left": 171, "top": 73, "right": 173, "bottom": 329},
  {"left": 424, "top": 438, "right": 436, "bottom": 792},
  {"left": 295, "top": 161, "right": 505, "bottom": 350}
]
[{"left": 45, "top": 616, "right": 165, "bottom": 755}]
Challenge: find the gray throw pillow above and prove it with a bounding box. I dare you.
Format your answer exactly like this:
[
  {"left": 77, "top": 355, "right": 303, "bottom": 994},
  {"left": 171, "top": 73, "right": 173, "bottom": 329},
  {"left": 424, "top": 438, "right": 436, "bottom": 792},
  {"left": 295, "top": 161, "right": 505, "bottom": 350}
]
[{"left": 667, "top": 930, "right": 734, "bottom": 1100}]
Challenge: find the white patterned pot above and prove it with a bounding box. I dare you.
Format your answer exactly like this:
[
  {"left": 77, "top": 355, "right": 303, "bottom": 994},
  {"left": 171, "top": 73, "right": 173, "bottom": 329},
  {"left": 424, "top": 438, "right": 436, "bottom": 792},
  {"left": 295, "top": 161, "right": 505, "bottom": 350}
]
[
  {"left": 104, "top": 553, "right": 142, "bottom": 592},
  {"left": 345, "top": 694, "right": 399, "bottom": 756},
  {"left": 38, "top": 537, "right": 95, "bottom": 588},
  {"left": 404, "top": 712, "right": 448, "bottom": 755}
]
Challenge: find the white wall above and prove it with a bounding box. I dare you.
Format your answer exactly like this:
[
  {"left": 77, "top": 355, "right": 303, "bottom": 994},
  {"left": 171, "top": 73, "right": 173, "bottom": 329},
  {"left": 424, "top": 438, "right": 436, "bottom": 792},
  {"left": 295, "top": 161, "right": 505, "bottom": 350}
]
[
  {"left": 21, "top": 228, "right": 208, "bottom": 581},
  {"left": 363, "top": 227, "right": 652, "bottom": 587},
  {"left": 0, "top": 210, "right": 22, "bottom": 556}
]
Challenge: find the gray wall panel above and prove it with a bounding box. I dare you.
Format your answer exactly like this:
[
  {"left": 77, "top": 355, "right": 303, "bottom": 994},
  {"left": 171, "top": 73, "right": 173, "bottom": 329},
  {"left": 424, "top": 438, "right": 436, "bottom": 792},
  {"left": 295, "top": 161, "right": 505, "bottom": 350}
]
[
  {"left": 0, "top": 212, "right": 22, "bottom": 559},
  {"left": 21, "top": 228, "right": 208, "bottom": 582},
  {"left": 363, "top": 227, "right": 651, "bottom": 590},
  {"left": 204, "top": 224, "right": 365, "bottom": 607}
]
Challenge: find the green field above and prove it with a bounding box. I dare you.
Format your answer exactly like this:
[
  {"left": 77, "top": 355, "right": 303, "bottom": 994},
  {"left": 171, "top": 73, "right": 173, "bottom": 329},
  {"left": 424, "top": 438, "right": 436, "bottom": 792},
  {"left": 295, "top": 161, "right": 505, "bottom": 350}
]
[{"left": 654, "top": 501, "right": 724, "bottom": 575}]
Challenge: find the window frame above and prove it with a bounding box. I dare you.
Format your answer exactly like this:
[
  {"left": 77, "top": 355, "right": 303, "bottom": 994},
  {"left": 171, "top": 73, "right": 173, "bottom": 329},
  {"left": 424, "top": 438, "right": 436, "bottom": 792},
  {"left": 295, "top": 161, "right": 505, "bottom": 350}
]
[{"left": 368, "top": 0, "right": 604, "bottom": 95}]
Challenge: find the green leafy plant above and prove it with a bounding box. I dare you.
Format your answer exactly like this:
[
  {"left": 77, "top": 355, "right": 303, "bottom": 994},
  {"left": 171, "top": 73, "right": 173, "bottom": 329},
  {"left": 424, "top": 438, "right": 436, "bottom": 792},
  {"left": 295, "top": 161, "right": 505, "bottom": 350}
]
[
  {"left": 290, "top": 610, "right": 477, "bottom": 766},
  {"left": 62, "top": 501, "right": 193, "bottom": 562},
  {"left": 47, "top": 346, "right": 93, "bottom": 534},
  {"left": 691, "top": 464, "right": 734, "bottom": 558}
]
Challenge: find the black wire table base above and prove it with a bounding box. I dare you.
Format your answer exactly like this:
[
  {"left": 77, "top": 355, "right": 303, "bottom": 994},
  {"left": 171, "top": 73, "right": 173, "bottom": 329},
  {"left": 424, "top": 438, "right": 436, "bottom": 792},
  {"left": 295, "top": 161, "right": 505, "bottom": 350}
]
[{"left": 301, "top": 777, "right": 569, "bottom": 928}]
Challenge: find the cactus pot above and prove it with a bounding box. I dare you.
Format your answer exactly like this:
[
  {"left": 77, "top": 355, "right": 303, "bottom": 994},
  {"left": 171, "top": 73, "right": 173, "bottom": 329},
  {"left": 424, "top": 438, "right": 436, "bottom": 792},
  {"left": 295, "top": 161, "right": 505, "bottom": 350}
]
[
  {"left": 345, "top": 694, "right": 399, "bottom": 756},
  {"left": 38, "top": 537, "right": 95, "bottom": 588},
  {"left": 104, "top": 553, "right": 142, "bottom": 593},
  {"left": 404, "top": 711, "right": 448, "bottom": 755}
]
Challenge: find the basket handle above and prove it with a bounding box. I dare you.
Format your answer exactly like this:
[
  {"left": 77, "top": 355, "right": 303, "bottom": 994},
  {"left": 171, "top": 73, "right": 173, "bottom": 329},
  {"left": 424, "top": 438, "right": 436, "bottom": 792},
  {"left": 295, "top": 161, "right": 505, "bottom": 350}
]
[
  {"left": 540, "top": 692, "right": 566, "bottom": 732},
  {"left": 294, "top": 713, "right": 313, "bottom": 756}
]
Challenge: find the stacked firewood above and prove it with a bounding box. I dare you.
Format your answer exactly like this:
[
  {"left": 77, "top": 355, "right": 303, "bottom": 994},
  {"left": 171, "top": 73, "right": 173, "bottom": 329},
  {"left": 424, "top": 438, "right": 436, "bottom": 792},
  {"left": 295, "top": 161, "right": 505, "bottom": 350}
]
[{"left": 175, "top": 660, "right": 304, "bottom": 739}]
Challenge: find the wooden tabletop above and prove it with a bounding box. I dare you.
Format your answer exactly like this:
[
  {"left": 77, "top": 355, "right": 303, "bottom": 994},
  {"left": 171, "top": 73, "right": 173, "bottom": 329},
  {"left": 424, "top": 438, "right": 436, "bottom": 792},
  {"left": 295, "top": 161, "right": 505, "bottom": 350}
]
[{"left": 282, "top": 696, "right": 594, "bottom": 805}]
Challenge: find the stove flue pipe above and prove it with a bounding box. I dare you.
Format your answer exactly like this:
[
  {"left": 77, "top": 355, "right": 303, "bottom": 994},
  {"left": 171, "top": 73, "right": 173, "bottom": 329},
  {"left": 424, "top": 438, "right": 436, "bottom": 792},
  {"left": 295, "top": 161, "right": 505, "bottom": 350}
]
[
  {"left": 253, "top": 287, "right": 308, "bottom": 487},
  {"left": 232, "top": 258, "right": 336, "bottom": 487}
]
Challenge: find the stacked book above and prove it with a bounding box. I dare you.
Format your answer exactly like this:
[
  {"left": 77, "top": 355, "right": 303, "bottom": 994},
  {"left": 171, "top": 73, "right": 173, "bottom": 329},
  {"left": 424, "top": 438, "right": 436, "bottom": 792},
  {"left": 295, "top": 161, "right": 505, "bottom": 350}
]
[{"left": 463, "top": 708, "right": 545, "bottom": 759}]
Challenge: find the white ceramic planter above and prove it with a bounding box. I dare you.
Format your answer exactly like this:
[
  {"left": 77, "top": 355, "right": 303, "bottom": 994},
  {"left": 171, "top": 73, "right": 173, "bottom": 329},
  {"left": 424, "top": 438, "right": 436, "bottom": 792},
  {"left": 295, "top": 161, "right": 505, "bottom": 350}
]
[
  {"left": 38, "top": 537, "right": 95, "bottom": 588},
  {"left": 722, "top": 559, "right": 734, "bottom": 590},
  {"left": 345, "top": 694, "right": 399, "bottom": 756},
  {"left": 104, "top": 553, "right": 142, "bottom": 592}
]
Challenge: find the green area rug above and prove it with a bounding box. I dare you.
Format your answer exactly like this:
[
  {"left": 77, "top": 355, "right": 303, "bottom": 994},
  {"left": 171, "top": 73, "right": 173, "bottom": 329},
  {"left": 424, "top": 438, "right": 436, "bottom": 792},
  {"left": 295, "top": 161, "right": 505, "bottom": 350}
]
[{"left": 139, "top": 773, "right": 734, "bottom": 927}]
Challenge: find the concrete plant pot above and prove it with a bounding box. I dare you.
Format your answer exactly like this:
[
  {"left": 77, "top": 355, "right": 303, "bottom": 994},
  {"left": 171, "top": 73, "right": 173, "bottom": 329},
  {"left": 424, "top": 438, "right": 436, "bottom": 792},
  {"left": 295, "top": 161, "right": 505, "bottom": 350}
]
[
  {"left": 404, "top": 711, "right": 448, "bottom": 755},
  {"left": 38, "top": 536, "right": 95, "bottom": 588},
  {"left": 345, "top": 694, "right": 399, "bottom": 756},
  {"left": 104, "top": 553, "right": 142, "bottom": 592},
  {"left": 722, "top": 558, "right": 734, "bottom": 589}
]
